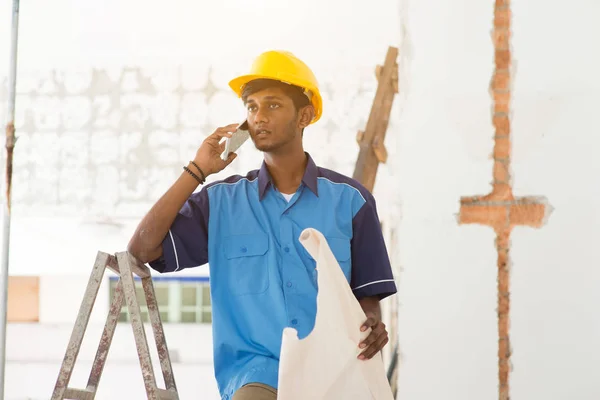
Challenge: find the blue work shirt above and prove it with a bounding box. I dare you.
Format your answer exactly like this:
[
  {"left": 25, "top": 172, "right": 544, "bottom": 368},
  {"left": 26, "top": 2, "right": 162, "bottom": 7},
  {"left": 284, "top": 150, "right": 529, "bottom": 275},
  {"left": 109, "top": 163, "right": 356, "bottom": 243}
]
[{"left": 149, "top": 153, "right": 397, "bottom": 399}]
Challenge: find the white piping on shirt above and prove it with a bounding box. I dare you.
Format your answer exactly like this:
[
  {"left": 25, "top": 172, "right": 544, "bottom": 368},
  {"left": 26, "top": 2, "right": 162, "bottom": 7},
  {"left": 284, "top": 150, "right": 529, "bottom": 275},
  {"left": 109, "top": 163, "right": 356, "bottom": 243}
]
[
  {"left": 168, "top": 229, "right": 181, "bottom": 272},
  {"left": 317, "top": 177, "right": 367, "bottom": 204},
  {"left": 352, "top": 279, "right": 396, "bottom": 291},
  {"left": 207, "top": 177, "right": 258, "bottom": 190}
]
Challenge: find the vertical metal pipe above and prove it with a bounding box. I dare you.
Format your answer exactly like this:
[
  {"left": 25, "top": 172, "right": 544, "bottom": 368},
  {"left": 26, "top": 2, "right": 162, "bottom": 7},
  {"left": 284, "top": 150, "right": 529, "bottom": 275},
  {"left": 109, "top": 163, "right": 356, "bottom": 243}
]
[{"left": 0, "top": 1, "right": 20, "bottom": 398}]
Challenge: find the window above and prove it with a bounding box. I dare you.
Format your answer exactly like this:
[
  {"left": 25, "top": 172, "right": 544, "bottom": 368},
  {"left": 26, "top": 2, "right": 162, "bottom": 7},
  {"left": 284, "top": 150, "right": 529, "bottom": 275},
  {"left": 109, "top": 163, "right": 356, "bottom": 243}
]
[{"left": 108, "top": 277, "right": 212, "bottom": 324}]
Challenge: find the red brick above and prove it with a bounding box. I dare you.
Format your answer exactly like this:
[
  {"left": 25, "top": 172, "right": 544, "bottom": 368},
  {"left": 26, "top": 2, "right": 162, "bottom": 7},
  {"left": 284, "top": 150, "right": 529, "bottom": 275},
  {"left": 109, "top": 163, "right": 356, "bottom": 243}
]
[
  {"left": 490, "top": 183, "right": 514, "bottom": 201},
  {"left": 509, "top": 202, "right": 547, "bottom": 227},
  {"left": 495, "top": 50, "right": 511, "bottom": 70},
  {"left": 494, "top": 102, "right": 510, "bottom": 115},
  {"left": 493, "top": 160, "right": 510, "bottom": 183},
  {"left": 460, "top": 195, "right": 482, "bottom": 205},
  {"left": 498, "top": 337, "right": 510, "bottom": 358},
  {"left": 498, "top": 315, "right": 510, "bottom": 337},
  {"left": 494, "top": 8, "right": 511, "bottom": 29},
  {"left": 494, "top": 136, "right": 511, "bottom": 160},
  {"left": 498, "top": 264, "right": 510, "bottom": 292},
  {"left": 492, "top": 30, "right": 511, "bottom": 50},
  {"left": 493, "top": 91, "right": 511, "bottom": 112},
  {"left": 495, "top": 228, "right": 511, "bottom": 250},
  {"left": 498, "top": 250, "right": 509, "bottom": 271},
  {"left": 491, "top": 71, "right": 510, "bottom": 92},
  {"left": 493, "top": 115, "right": 511, "bottom": 136},
  {"left": 459, "top": 204, "right": 508, "bottom": 229},
  {"left": 494, "top": 137, "right": 510, "bottom": 160}
]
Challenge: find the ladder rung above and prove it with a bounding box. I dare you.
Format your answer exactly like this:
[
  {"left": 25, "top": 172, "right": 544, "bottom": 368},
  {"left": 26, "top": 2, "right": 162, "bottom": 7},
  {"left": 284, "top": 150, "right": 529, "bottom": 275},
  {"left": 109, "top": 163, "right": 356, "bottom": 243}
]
[
  {"left": 63, "top": 388, "right": 94, "bottom": 400},
  {"left": 157, "top": 388, "right": 179, "bottom": 400}
]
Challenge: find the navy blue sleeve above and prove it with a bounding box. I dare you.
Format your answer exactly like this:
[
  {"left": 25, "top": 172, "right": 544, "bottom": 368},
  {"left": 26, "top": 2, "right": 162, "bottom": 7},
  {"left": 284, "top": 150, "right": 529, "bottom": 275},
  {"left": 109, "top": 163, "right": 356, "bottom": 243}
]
[
  {"left": 350, "top": 193, "right": 397, "bottom": 300},
  {"left": 148, "top": 188, "right": 210, "bottom": 273}
]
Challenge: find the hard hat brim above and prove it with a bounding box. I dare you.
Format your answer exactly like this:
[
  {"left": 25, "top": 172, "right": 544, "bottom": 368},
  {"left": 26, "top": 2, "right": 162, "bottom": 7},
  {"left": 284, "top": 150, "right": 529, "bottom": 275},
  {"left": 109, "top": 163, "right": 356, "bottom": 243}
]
[{"left": 228, "top": 74, "right": 265, "bottom": 97}]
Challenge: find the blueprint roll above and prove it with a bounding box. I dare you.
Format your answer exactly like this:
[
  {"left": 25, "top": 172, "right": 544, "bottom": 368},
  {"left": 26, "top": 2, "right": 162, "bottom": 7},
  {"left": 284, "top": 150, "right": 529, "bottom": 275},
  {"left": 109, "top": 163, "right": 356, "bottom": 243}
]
[{"left": 277, "top": 228, "right": 394, "bottom": 400}]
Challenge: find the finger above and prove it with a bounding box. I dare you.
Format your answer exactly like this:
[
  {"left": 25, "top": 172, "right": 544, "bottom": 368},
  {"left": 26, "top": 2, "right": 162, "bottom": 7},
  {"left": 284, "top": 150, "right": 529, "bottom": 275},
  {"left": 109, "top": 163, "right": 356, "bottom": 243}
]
[
  {"left": 207, "top": 130, "right": 233, "bottom": 143},
  {"left": 362, "top": 335, "right": 389, "bottom": 360},
  {"left": 216, "top": 123, "right": 241, "bottom": 134},
  {"left": 218, "top": 123, "right": 241, "bottom": 131},
  {"left": 361, "top": 322, "right": 385, "bottom": 344},
  {"left": 206, "top": 125, "right": 238, "bottom": 142},
  {"left": 364, "top": 336, "right": 389, "bottom": 360},
  {"left": 360, "top": 316, "right": 377, "bottom": 332},
  {"left": 358, "top": 330, "right": 380, "bottom": 350}
]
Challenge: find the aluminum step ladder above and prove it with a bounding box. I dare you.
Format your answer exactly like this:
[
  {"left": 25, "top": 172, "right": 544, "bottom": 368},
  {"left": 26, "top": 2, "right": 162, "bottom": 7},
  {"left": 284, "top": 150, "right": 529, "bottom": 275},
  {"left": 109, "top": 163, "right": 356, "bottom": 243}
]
[{"left": 51, "top": 251, "right": 179, "bottom": 400}]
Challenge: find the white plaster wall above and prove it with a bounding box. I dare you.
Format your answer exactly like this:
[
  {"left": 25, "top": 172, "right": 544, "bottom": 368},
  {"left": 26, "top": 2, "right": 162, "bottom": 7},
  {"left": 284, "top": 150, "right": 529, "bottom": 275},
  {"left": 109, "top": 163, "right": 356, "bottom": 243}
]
[
  {"left": 0, "top": 0, "right": 599, "bottom": 399},
  {"left": 395, "top": 0, "right": 600, "bottom": 400}
]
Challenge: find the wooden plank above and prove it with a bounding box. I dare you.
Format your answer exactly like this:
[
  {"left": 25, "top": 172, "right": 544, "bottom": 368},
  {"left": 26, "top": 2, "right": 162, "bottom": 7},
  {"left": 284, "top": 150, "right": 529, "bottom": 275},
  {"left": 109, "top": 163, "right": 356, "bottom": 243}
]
[
  {"left": 352, "top": 46, "right": 398, "bottom": 192},
  {"left": 352, "top": 48, "right": 401, "bottom": 394},
  {"left": 7, "top": 276, "right": 39, "bottom": 322}
]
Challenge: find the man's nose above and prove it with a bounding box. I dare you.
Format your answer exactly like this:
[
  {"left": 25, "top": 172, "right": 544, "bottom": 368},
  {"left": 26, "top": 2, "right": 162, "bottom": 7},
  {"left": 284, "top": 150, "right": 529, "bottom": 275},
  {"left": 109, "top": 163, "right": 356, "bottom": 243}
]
[{"left": 253, "top": 107, "right": 269, "bottom": 124}]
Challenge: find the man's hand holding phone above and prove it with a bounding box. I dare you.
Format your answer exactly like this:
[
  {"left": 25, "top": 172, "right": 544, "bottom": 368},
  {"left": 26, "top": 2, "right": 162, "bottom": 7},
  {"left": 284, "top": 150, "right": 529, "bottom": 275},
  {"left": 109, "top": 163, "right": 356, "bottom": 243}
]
[{"left": 193, "top": 123, "right": 240, "bottom": 179}]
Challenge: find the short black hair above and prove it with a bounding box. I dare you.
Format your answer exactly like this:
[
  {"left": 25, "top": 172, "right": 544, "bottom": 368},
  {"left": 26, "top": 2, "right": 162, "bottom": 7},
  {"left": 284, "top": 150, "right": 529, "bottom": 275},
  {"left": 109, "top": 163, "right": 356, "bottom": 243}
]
[{"left": 241, "top": 79, "right": 311, "bottom": 112}]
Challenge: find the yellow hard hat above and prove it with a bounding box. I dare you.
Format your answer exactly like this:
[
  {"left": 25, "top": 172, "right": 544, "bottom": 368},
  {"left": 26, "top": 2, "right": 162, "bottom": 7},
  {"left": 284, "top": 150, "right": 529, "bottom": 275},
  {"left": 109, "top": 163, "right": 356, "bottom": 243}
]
[{"left": 228, "top": 50, "right": 323, "bottom": 124}]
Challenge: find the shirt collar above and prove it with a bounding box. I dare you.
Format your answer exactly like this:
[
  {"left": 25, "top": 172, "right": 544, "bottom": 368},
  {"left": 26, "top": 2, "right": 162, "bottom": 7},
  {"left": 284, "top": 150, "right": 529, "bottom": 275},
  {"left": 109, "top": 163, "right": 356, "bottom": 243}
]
[{"left": 258, "top": 152, "right": 319, "bottom": 200}]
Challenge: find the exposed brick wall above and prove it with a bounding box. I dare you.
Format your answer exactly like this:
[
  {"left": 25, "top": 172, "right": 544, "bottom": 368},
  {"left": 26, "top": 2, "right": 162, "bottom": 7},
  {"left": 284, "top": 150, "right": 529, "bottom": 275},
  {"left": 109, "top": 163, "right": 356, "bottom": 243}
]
[{"left": 457, "top": 1, "right": 552, "bottom": 399}]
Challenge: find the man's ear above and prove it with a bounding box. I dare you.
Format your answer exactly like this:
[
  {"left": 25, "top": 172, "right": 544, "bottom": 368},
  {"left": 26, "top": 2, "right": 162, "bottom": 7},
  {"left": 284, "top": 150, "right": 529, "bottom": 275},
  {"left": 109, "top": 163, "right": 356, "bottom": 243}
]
[{"left": 298, "top": 105, "right": 315, "bottom": 129}]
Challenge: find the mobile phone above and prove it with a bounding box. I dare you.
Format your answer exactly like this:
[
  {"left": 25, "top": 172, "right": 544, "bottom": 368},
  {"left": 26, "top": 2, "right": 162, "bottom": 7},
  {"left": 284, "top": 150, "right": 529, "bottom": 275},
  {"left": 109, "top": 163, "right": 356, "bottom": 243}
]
[{"left": 221, "top": 120, "right": 250, "bottom": 161}]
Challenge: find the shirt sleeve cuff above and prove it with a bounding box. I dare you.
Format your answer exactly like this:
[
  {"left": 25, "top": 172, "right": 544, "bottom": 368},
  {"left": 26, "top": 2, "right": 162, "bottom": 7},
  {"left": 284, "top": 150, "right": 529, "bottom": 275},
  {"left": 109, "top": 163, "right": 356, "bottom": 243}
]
[
  {"left": 352, "top": 279, "right": 397, "bottom": 300},
  {"left": 148, "top": 231, "right": 179, "bottom": 273}
]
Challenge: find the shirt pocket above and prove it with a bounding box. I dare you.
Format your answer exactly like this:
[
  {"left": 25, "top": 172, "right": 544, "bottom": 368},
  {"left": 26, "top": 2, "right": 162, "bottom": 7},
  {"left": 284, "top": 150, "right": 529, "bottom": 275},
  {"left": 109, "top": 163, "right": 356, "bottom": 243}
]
[
  {"left": 326, "top": 237, "right": 351, "bottom": 263},
  {"left": 311, "top": 236, "right": 352, "bottom": 284},
  {"left": 223, "top": 232, "right": 270, "bottom": 296}
]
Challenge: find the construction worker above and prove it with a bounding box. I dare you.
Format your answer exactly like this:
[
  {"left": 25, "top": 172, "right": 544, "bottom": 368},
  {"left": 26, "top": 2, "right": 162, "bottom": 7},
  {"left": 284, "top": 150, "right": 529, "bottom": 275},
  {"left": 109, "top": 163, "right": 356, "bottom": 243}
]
[{"left": 128, "top": 50, "right": 397, "bottom": 400}]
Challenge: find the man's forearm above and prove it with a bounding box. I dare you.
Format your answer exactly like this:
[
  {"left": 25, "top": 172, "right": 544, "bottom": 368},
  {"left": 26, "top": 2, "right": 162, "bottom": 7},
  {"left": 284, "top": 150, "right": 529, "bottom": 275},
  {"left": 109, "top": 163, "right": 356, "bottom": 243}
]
[
  {"left": 127, "top": 125, "right": 236, "bottom": 263},
  {"left": 127, "top": 167, "right": 201, "bottom": 263}
]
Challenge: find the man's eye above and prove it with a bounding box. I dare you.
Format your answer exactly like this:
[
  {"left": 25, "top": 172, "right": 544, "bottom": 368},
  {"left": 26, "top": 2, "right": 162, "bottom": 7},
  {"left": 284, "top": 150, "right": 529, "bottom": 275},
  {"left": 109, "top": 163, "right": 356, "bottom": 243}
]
[
  {"left": 247, "top": 106, "right": 257, "bottom": 112},
  {"left": 269, "top": 104, "right": 280, "bottom": 109}
]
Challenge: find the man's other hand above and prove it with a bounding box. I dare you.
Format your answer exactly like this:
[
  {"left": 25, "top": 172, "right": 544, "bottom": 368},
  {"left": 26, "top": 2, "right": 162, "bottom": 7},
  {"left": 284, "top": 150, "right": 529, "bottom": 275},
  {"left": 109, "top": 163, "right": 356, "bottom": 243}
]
[{"left": 357, "top": 311, "right": 389, "bottom": 360}]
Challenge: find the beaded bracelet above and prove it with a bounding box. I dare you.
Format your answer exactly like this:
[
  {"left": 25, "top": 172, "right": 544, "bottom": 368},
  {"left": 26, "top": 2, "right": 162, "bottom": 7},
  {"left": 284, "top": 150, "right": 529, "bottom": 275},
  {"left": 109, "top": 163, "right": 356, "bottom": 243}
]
[
  {"left": 183, "top": 166, "right": 204, "bottom": 184},
  {"left": 189, "top": 160, "right": 207, "bottom": 182}
]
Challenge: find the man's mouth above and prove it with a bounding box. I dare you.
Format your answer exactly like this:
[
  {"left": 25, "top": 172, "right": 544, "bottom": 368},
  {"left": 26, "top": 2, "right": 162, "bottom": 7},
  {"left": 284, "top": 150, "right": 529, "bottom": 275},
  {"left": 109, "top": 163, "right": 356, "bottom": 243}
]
[{"left": 254, "top": 129, "right": 271, "bottom": 137}]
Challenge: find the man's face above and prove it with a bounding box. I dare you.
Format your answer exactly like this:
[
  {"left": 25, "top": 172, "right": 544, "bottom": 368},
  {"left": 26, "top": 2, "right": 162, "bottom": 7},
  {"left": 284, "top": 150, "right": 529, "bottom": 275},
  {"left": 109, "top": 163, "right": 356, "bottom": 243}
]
[{"left": 245, "top": 87, "right": 300, "bottom": 153}]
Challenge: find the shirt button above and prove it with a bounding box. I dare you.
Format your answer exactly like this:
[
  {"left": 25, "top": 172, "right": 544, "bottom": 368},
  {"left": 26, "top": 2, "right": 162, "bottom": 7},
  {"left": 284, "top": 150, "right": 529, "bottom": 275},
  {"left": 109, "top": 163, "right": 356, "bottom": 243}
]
[
  {"left": 241, "top": 247, "right": 247, "bottom": 253},
  {"left": 291, "top": 319, "right": 298, "bottom": 325},
  {"left": 284, "top": 247, "right": 290, "bottom": 253},
  {"left": 286, "top": 281, "right": 292, "bottom": 288}
]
